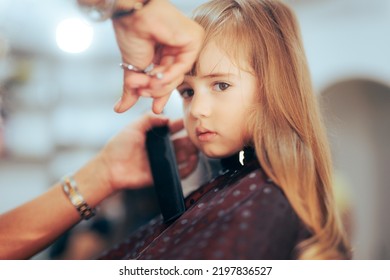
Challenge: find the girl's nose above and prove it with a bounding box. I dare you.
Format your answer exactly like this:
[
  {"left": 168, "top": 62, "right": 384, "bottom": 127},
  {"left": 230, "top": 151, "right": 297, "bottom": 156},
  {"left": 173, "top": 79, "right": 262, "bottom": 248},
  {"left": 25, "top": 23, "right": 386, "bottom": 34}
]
[{"left": 189, "top": 91, "right": 211, "bottom": 119}]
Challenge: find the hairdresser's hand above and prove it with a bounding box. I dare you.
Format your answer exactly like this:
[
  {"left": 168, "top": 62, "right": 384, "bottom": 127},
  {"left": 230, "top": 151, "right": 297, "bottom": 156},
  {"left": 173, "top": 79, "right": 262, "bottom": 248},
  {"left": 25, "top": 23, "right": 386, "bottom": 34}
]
[
  {"left": 112, "top": 0, "right": 204, "bottom": 114},
  {"left": 94, "top": 115, "right": 198, "bottom": 194},
  {"left": 95, "top": 114, "right": 169, "bottom": 193},
  {"left": 170, "top": 119, "right": 199, "bottom": 179}
]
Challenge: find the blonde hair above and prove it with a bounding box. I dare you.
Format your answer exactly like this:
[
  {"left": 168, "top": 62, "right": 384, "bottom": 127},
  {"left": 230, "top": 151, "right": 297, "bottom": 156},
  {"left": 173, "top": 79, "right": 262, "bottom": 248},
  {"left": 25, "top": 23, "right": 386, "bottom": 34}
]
[{"left": 193, "top": 0, "right": 351, "bottom": 259}]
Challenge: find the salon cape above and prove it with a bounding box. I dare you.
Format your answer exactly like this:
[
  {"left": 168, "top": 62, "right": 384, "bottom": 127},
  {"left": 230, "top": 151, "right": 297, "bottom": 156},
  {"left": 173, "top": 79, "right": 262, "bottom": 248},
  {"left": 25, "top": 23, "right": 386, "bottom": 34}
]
[{"left": 99, "top": 150, "right": 310, "bottom": 260}]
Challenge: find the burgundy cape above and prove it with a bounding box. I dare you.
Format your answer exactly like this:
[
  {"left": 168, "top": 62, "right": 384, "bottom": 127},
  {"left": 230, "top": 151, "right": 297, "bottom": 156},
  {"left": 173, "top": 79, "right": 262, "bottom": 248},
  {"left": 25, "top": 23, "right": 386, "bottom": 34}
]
[{"left": 99, "top": 151, "right": 310, "bottom": 259}]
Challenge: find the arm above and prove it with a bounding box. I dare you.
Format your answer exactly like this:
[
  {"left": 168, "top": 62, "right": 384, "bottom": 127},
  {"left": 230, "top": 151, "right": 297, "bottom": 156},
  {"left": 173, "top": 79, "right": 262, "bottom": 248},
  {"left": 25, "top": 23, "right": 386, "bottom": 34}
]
[
  {"left": 0, "top": 114, "right": 169, "bottom": 259},
  {"left": 0, "top": 114, "right": 198, "bottom": 260},
  {"left": 0, "top": 161, "right": 111, "bottom": 260}
]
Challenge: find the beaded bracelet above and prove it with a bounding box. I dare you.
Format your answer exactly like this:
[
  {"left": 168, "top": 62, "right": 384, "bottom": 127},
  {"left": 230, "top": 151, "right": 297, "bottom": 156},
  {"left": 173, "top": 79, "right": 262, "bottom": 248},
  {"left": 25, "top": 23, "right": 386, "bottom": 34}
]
[{"left": 61, "top": 175, "right": 96, "bottom": 220}]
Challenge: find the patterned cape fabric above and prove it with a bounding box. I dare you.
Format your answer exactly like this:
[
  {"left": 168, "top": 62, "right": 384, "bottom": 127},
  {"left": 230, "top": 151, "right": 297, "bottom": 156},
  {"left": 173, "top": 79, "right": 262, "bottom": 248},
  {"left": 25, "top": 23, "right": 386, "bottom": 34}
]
[{"left": 99, "top": 151, "right": 310, "bottom": 260}]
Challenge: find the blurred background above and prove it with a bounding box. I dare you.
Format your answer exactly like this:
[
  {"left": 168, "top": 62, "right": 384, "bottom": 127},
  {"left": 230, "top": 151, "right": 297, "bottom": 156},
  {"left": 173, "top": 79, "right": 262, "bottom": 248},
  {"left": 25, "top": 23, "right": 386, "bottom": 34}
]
[{"left": 0, "top": 0, "right": 389, "bottom": 259}]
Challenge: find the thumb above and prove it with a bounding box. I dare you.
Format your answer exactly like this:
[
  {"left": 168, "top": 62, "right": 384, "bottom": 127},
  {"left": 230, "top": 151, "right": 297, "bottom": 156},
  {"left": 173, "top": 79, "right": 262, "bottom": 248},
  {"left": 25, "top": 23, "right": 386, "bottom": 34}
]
[{"left": 169, "top": 118, "right": 184, "bottom": 134}]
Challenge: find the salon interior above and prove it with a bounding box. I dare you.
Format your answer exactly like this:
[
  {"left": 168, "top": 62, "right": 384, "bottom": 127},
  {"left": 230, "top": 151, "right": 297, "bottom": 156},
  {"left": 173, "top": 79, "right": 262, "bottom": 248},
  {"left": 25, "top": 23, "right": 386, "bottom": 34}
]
[{"left": 0, "top": 0, "right": 389, "bottom": 259}]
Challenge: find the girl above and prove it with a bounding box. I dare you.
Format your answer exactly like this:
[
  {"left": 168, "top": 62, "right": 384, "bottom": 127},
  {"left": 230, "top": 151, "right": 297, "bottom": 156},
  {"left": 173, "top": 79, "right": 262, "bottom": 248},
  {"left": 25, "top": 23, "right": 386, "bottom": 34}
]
[
  {"left": 180, "top": 0, "right": 351, "bottom": 259},
  {"left": 101, "top": 0, "right": 351, "bottom": 260}
]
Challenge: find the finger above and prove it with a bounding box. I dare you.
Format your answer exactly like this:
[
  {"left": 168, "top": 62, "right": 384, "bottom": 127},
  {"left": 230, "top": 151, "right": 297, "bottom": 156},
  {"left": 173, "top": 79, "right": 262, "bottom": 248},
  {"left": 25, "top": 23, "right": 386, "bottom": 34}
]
[
  {"left": 115, "top": 71, "right": 152, "bottom": 113},
  {"left": 178, "top": 154, "right": 199, "bottom": 179},
  {"left": 158, "top": 57, "right": 193, "bottom": 86},
  {"left": 152, "top": 26, "right": 202, "bottom": 84},
  {"left": 128, "top": 64, "right": 180, "bottom": 99},
  {"left": 123, "top": 71, "right": 151, "bottom": 89},
  {"left": 149, "top": 53, "right": 184, "bottom": 89},
  {"left": 139, "top": 75, "right": 181, "bottom": 113},
  {"left": 149, "top": 69, "right": 184, "bottom": 91},
  {"left": 152, "top": 94, "right": 171, "bottom": 114},
  {"left": 172, "top": 137, "right": 189, "bottom": 154},
  {"left": 185, "top": 140, "right": 198, "bottom": 154},
  {"left": 148, "top": 75, "right": 183, "bottom": 98},
  {"left": 157, "top": 54, "right": 175, "bottom": 69},
  {"left": 175, "top": 149, "right": 188, "bottom": 165},
  {"left": 169, "top": 118, "right": 184, "bottom": 134},
  {"left": 147, "top": 61, "right": 171, "bottom": 90},
  {"left": 149, "top": 13, "right": 203, "bottom": 52},
  {"left": 173, "top": 137, "right": 198, "bottom": 159},
  {"left": 114, "top": 87, "right": 139, "bottom": 113}
]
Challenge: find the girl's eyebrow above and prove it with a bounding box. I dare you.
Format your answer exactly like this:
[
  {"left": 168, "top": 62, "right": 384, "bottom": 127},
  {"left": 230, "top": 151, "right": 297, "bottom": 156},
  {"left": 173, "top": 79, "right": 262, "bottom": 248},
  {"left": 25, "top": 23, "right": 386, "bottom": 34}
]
[
  {"left": 201, "top": 73, "right": 233, "bottom": 79},
  {"left": 185, "top": 72, "right": 236, "bottom": 79}
]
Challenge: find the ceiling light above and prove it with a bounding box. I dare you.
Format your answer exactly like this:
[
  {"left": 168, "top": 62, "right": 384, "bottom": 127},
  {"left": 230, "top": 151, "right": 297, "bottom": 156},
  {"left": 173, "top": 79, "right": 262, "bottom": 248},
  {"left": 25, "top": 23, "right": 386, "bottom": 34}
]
[{"left": 56, "top": 18, "right": 93, "bottom": 54}]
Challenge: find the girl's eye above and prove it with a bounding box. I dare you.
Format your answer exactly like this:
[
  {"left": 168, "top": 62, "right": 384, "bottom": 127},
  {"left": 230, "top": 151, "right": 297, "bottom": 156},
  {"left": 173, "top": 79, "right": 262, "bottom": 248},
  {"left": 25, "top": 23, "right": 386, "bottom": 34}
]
[
  {"left": 178, "top": 88, "right": 194, "bottom": 99},
  {"left": 213, "top": 82, "right": 230, "bottom": 92}
]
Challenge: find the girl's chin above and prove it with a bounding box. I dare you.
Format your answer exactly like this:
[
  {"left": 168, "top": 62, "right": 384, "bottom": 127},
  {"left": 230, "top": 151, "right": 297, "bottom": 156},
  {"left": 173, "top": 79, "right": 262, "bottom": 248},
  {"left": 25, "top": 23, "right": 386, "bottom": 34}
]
[
  {"left": 200, "top": 147, "right": 238, "bottom": 159},
  {"left": 198, "top": 147, "right": 221, "bottom": 159}
]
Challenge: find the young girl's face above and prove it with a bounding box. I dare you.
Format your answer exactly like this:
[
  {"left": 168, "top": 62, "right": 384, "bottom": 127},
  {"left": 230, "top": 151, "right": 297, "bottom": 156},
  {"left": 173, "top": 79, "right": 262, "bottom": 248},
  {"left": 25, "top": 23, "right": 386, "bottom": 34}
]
[{"left": 178, "top": 42, "right": 257, "bottom": 158}]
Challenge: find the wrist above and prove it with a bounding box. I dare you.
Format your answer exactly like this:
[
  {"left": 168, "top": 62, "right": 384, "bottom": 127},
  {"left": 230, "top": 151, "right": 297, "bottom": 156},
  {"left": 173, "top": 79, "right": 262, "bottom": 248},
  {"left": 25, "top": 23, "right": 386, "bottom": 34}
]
[
  {"left": 61, "top": 175, "right": 96, "bottom": 220},
  {"left": 78, "top": 0, "right": 149, "bottom": 21},
  {"left": 112, "top": 0, "right": 151, "bottom": 20},
  {"left": 72, "top": 155, "right": 114, "bottom": 209}
]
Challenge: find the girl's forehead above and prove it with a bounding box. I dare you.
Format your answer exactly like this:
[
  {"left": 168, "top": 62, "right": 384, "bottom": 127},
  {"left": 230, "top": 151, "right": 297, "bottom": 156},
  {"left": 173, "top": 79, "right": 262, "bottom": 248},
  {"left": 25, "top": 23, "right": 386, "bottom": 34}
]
[
  {"left": 191, "top": 41, "right": 252, "bottom": 77},
  {"left": 199, "top": 43, "right": 235, "bottom": 71}
]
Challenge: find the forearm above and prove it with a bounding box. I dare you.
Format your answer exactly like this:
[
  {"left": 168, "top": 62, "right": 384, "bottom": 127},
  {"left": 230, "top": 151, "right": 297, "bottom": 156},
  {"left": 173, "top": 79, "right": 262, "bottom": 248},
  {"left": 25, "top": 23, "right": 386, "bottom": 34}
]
[
  {"left": 0, "top": 114, "right": 168, "bottom": 259},
  {"left": 0, "top": 157, "right": 113, "bottom": 260},
  {"left": 0, "top": 184, "right": 78, "bottom": 259}
]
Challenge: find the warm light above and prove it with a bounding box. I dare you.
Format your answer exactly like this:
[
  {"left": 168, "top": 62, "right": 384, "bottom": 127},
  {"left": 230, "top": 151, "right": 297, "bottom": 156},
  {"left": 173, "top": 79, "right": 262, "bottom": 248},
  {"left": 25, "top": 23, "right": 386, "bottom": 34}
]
[{"left": 56, "top": 18, "right": 93, "bottom": 53}]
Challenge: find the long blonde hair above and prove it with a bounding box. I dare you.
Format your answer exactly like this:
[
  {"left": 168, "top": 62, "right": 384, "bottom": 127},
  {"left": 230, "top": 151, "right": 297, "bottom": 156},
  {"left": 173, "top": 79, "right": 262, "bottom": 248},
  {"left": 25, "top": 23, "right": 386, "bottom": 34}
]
[{"left": 193, "top": 0, "right": 351, "bottom": 259}]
